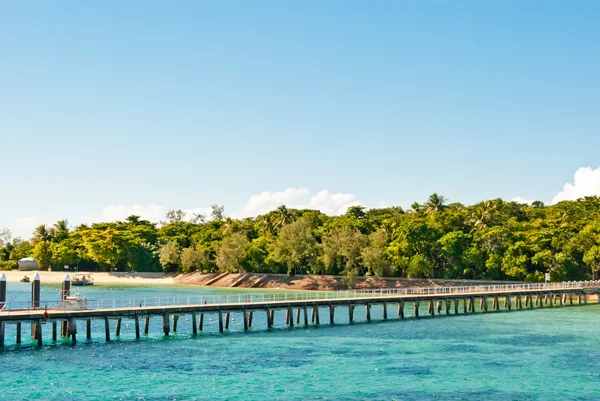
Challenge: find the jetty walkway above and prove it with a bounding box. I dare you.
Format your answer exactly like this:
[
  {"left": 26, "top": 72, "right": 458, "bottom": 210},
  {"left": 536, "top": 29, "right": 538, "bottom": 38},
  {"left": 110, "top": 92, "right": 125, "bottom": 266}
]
[{"left": 1, "top": 276, "right": 599, "bottom": 347}]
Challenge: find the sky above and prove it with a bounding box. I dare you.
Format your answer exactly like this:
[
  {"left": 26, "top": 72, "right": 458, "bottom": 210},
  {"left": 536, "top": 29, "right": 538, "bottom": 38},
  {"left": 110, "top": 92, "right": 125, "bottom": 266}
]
[{"left": 1, "top": 1, "right": 599, "bottom": 239}]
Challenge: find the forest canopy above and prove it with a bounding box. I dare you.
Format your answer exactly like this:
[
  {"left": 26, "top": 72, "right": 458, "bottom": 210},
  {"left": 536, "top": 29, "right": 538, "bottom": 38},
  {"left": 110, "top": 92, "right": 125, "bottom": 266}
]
[{"left": 2, "top": 194, "right": 600, "bottom": 283}]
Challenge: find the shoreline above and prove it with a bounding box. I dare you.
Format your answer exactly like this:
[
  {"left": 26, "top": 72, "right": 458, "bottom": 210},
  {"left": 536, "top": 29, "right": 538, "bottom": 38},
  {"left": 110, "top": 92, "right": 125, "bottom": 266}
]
[
  {"left": 1, "top": 271, "right": 174, "bottom": 285},
  {"left": 2, "top": 270, "right": 522, "bottom": 290}
]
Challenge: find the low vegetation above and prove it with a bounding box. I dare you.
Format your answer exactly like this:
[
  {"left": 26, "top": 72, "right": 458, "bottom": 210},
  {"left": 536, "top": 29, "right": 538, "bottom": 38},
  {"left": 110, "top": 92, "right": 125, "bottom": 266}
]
[{"left": 2, "top": 195, "right": 600, "bottom": 282}]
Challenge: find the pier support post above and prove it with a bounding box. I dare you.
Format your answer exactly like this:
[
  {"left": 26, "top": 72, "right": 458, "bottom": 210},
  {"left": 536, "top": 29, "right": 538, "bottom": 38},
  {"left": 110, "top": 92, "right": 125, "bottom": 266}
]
[
  {"left": 463, "top": 297, "right": 468, "bottom": 314},
  {"left": 296, "top": 308, "right": 301, "bottom": 324},
  {"left": 61, "top": 274, "right": 70, "bottom": 337},
  {"left": 0, "top": 273, "right": 6, "bottom": 308},
  {"left": 437, "top": 300, "right": 442, "bottom": 314},
  {"left": 366, "top": 303, "right": 371, "bottom": 321},
  {"left": 199, "top": 314, "right": 204, "bottom": 331},
  {"left": 173, "top": 315, "right": 179, "bottom": 332},
  {"left": 0, "top": 322, "right": 4, "bottom": 348},
  {"left": 310, "top": 307, "right": 315, "bottom": 323},
  {"left": 303, "top": 306, "right": 309, "bottom": 325},
  {"left": 445, "top": 299, "right": 450, "bottom": 315},
  {"left": 52, "top": 321, "right": 57, "bottom": 342},
  {"left": 86, "top": 319, "right": 92, "bottom": 339},
  {"left": 104, "top": 316, "right": 110, "bottom": 342},
  {"left": 483, "top": 297, "right": 488, "bottom": 312},
  {"left": 116, "top": 318, "right": 122, "bottom": 336},
  {"left": 382, "top": 302, "right": 387, "bottom": 320},
  {"left": 549, "top": 294, "right": 554, "bottom": 308},
  {"left": 135, "top": 314, "right": 140, "bottom": 339},
  {"left": 218, "top": 310, "right": 224, "bottom": 333},
  {"left": 224, "top": 313, "right": 230, "bottom": 330},
  {"left": 285, "top": 309, "right": 290, "bottom": 325},
  {"left": 288, "top": 307, "right": 294, "bottom": 327},
  {"left": 266, "top": 308, "right": 272, "bottom": 329},
  {"left": 314, "top": 307, "right": 320, "bottom": 325},
  {"left": 68, "top": 318, "right": 77, "bottom": 344},
  {"left": 16, "top": 322, "right": 21, "bottom": 344},
  {"left": 163, "top": 312, "right": 170, "bottom": 336},
  {"left": 399, "top": 300, "right": 405, "bottom": 319},
  {"left": 329, "top": 305, "right": 335, "bottom": 324},
  {"left": 428, "top": 300, "right": 434, "bottom": 316},
  {"left": 569, "top": 294, "right": 573, "bottom": 305},
  {"left": 507, "top": 296, "right": 512, "bottom": 310},
  {"left": 348, "top": 304, "right": 354, "bottom": 323},
  {"left": 469, "top": 297, "right": 475, "bottom": 313},
  {"left": 144, "top": 315, "right": 150, "bottom": 335},
  {"left": 414, "top": 301, "right": 420, "bottom": 317},
  {"left": 243, "top": 309, "right": 248, "bottom": 331},
  {"left": 454, "top": 299, "right": 459, "bottom": 315},
  {"left": 192, "top": 313, "right": 197, "bottom": 335},
  {"left": 36, "top": 319, "right": 43, "bottom": 346},
  {"left": 248, "top": 312, "right": 253, "bottom": 328}
]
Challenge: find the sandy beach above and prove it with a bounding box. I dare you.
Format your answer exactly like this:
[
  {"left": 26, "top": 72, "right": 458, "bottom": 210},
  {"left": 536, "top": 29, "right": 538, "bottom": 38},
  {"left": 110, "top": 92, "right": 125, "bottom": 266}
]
[{"left": 1, "top": 270, "right": 175, "bottom": 285}]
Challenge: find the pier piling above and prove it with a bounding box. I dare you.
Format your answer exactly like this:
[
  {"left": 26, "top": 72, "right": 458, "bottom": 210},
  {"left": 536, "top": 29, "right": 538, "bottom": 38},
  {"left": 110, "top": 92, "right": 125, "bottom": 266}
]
[
  {"left": 135, "top": 314, "right": 140, "bottom": 339},
  {"left": 104, "top": 316, "right": 110, "bottom": 342},
  {"left": 163, "top": 313, "right": 170, "bottom": 336}
]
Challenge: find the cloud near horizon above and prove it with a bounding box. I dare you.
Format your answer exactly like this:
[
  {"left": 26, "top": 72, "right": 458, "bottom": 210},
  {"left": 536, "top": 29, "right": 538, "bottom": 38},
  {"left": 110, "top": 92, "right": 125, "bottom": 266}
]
[
  {"left": 231, "top": 188, "right": 363, "bottom": 218},
  {"left": 6, "top": 188, "right": 367, "bottom": 239},
  {"left": 552, "top": 166, "right": 600, "bottom": 204}
]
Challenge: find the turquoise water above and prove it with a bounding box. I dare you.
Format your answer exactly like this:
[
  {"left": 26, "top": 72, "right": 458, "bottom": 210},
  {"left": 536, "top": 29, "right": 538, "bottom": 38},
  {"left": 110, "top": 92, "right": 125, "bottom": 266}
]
[{"left": 2, "top": 283, "right": 600, "bottom": 400}]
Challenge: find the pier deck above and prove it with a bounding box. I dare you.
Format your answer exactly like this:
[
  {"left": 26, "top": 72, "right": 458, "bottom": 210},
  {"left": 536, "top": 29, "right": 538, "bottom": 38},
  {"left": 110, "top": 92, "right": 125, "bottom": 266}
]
[{"left": 1, "top": 280, "right": 599, "bottom": 347}]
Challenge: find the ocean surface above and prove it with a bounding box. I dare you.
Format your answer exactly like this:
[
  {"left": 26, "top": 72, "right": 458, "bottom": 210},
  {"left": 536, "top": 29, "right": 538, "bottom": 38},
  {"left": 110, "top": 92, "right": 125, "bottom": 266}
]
[{"left": 1, "top": 282, "right": 599, "bottom": 400}]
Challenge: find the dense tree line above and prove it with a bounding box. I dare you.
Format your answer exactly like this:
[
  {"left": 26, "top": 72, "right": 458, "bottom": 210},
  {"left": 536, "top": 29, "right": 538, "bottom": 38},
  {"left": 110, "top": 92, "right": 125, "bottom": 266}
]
[{"left": 2, "top": 195, "right": 600, "bottom": 284}]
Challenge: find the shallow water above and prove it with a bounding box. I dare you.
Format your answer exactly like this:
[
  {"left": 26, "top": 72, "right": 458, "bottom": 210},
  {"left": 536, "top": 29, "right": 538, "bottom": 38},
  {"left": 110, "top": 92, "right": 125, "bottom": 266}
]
[{"left": 2, "top": 283, "right": 599, "bottom": 400}]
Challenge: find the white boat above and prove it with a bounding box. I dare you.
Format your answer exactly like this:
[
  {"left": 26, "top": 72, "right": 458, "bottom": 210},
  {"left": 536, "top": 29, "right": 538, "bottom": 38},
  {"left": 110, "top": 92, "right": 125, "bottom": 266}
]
[
  {"left": 72, "top": 273, "right": 94, "bottom": 286},
  {"left": 59, "top": 293, "right": 88, "bottom": 310}
]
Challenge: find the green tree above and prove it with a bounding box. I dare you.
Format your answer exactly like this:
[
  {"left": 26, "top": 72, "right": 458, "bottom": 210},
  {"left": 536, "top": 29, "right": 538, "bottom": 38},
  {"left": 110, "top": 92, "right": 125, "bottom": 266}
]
[
  {"left": 159, "top": 241, "right": 181, "bottom": 272},
  {"left": 216, "top": 232, "right": 248, "bottom": 273},
  {"left": 361, "top": 228, "right": 393, "bottom": 277},
  {"left": 180, "top": 246, "right": 208, "bottom": 273},
  {"left": 273, "top": 220, "right": 317, "bottom": 275}
]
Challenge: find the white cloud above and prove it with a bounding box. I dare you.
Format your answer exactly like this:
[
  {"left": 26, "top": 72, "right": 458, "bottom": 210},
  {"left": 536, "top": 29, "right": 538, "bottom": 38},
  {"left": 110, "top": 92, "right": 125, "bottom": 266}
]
[
  {"left": 9, "top": 216, "right": 51, "bottom": 239},
  {"left": 552, "top": 166, "right": 600, "bottom": 204},
  {"left": 79, "top": 204, "right": 213, "bottom": 225},
  {"left": 6, "top": 188, "right": 380, "bottom": 239},
  {"left": 512, "top": 196, "right": 535, "bottom": 205},
  {"left": 233, "top": 188, "right": 310, "bottom": 218},
  {"left": 80, "top": 204, "right": 166, "bottom": 224},
  {"left": 232, "top": 188, "right": 365, "bottom": 218},
  {"left": 306, "top": 190, "right": 362, "bottom": 215}
]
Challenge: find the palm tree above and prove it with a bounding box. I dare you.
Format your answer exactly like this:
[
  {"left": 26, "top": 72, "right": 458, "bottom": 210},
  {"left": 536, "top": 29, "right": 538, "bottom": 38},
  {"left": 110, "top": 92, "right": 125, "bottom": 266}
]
[
  {"left": 424, "top": 193, "right": 447, "bottom": 215},
  {"left": 32, "top": 224, "right": 53, "bottom": 243},
  {"left": 259, "top": 215, "right": 276, "bottom": 236},
  {"left": 274, "top": 205, "right": 294, "bottom": 229},
  {"left": 53, "top": 220, "right": 70, "bottom": 242},
  {"left": 467, "top": 201, "right": 496, "bottom": 232}
]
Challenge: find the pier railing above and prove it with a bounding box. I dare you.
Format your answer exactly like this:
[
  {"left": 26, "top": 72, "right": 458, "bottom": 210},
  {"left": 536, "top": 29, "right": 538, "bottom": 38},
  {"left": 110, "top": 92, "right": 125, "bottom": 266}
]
[{"left": 1, "top": 280, "right": 599, "bottom": 313}]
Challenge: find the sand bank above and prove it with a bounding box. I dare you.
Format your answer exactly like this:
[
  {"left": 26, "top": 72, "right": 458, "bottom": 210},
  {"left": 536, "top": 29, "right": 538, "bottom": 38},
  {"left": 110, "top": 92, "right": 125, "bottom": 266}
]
[{"left": 1, "top": 270, "right": 174, "bottom": 285}]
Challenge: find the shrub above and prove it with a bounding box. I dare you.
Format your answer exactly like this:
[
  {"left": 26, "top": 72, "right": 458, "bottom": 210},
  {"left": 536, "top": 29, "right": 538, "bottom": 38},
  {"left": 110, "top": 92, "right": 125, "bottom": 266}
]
[{"left": 0, "top": 260, "right": 17, "bottom": 270}]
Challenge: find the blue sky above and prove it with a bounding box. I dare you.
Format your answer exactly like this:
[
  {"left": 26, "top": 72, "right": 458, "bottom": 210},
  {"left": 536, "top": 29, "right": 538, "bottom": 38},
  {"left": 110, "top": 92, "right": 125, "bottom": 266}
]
[{"left": 1, "top": 1, "right": 599, "bottom": 238}]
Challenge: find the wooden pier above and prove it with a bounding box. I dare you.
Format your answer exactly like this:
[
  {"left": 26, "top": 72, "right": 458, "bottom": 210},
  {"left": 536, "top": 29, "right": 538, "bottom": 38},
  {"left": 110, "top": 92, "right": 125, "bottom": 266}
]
[{"left": 1, "top": 278, "right": 600, "bottom": 347}]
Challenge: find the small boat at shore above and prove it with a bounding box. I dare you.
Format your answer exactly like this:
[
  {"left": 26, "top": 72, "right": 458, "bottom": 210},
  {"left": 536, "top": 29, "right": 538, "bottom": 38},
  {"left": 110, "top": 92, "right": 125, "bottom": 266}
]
[
  {"left": 20, "top": 276, "right": 30, "bottom": 283},
  {"left": 72, "top": 273, "right": 94, "bottom": 286}
]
